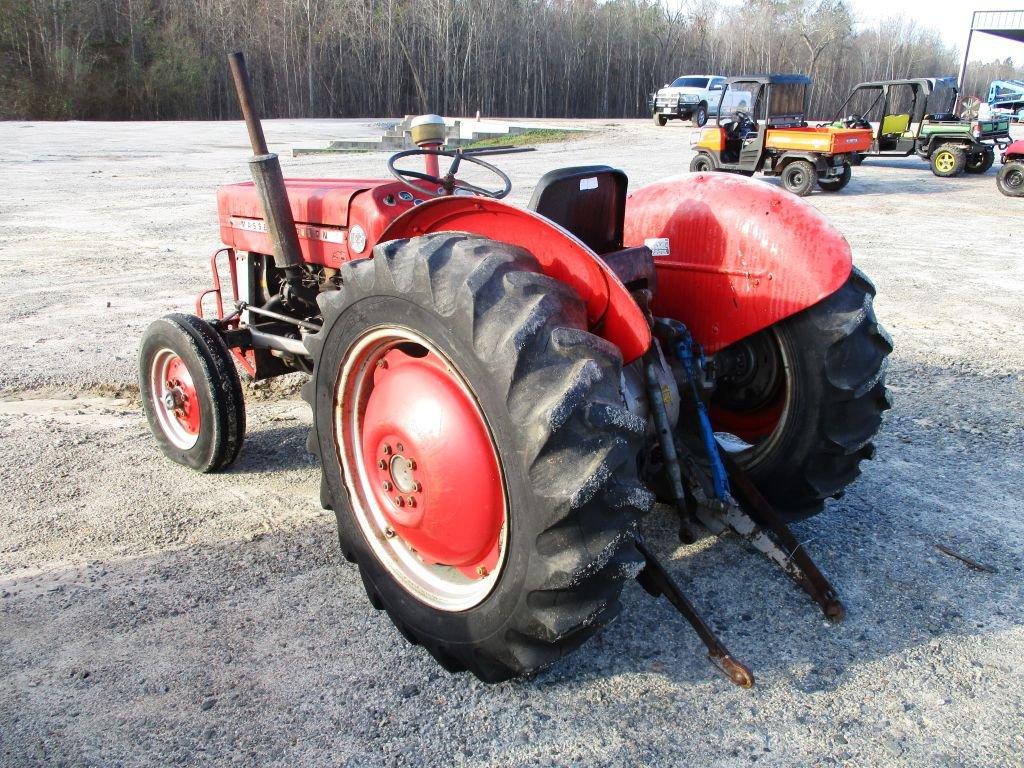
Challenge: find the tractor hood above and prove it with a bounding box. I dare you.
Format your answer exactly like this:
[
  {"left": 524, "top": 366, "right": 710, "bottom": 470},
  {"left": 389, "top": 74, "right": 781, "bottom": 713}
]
[{"left": 217, "top": 178, "right": 391, "bottom": 229}]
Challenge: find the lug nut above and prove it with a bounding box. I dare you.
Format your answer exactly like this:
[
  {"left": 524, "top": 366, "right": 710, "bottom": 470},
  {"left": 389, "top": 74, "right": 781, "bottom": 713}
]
[
  {"left": 384, "top": 526, "right": 396, "bottom": 538},
  {"left": 406, "top": 496, "right": 415, "bottom": 507},
  {"left": 382, "top": 444, "right": 392, "bottom": 455},
  {"left": 377, "top": 359, "right": 388, "bottom": 369},
  {"left": 394, "top": 496, "right": 405, "bottom": 507},
  {"left": 377, "top": 459, "right": 386, "bottom": 470},
  {"left": 475, "top": 566, "right": 488, "bottom": 577},
  {"left": 408, "top": 459, "right": 416, "bottom": 470},
  {"left": 382, "top": 481, "right": 392, "bottom": 491},
  {"left": 412, "top": 481, "right": 422, "bottom": 492},
  {"left": 396, "top": 442, "right": 404, "bottom": 453}
]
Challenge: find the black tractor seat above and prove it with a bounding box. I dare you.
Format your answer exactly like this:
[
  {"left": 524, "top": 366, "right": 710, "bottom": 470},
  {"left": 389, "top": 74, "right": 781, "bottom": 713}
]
[{"left": 528, "top": 165, "right": 655, "bottom": 291}]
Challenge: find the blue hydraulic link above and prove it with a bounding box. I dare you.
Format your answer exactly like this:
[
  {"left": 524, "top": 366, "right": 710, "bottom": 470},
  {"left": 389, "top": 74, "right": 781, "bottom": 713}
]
[{"left": 674, "top": 331, "right": 731, "bottom": 500}]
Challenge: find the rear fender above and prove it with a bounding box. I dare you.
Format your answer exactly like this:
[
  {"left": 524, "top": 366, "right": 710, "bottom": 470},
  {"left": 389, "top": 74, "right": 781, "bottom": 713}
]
[
  {"left": 1004, "top": 139, "right": 1024, "bottom": 160},
  {"left": 378, "top": 197, "right": 651, "bottom": 363},
  {"left": 623, "top": 173, "right": 852, "bottom": 353}
]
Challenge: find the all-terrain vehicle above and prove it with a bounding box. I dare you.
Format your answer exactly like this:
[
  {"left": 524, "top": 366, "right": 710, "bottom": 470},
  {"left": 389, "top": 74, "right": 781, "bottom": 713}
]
[
  {"left": 140, "top": 54, "right": 891, "bottom": 685},
  {"left": 688, "top": 75, "right": 872, "bottom": 195},
  {"left": 831, "top": 77, "right": 1012, "bottom": 177},
  {"left": 649, "top": 75, "right": 729, "bottom": 127},
  {"left": 997, "top": 139, "right": 1024, "bottom": 197}
]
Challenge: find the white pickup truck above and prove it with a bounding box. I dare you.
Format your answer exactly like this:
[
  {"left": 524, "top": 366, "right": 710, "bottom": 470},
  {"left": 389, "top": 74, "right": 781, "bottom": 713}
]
[{"left": 649, "top": 75, "right": 728, "bottom": 127}]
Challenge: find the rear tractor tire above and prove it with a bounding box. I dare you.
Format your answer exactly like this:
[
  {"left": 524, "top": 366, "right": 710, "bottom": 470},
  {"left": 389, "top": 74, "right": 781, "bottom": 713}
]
[
  {"left": 817, "top": 162, "right": 852, "bottom": 192},
  {"left": 303, "top": 232, "right": 651, "bottom": 682},
  {"left": 710, "top": 267, "right": 892, "bottom": 522},
  {"left": 780, "top": 159, "right": 817, "bottom": 196},
  {"left": 930, "top": 143, "right": 967, "bottom": 177},
  {"left": 997, "top": 160, "right": 1024, "bottom": 197},
  {"left": 689, "top": 152, "right": 716, "bottom": 173},
  {"left": 139, "top": 313, "right": 246, "bottom": 472}
]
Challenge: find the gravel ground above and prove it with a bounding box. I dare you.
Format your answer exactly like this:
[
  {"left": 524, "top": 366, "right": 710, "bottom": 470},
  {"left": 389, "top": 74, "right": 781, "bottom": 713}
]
[{"left": 1, "top": 118, "right": 1022, "bottom": 767}]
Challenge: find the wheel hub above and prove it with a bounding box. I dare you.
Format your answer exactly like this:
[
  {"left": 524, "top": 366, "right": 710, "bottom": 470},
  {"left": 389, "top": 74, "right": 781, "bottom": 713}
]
[
  {"left": 336, "top": 327, "right": 508, "bottom": 611},
  {"left": 151, "top": 349, "right": 201, "bottom": 449}
]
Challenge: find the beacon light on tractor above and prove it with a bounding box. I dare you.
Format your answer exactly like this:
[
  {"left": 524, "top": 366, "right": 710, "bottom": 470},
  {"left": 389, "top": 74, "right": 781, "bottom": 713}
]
[
  {"left": 139, "top": 53, "right": 892, "bottom": 685},
  {"left": 688, "top": 75, "right": 872, "bottom": 195}
]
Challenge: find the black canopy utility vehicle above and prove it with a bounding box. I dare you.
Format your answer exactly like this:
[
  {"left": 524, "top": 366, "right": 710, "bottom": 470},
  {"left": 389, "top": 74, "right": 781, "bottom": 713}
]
[{"left": 831, "top": 77, "right": 1011, "bottom": 177}]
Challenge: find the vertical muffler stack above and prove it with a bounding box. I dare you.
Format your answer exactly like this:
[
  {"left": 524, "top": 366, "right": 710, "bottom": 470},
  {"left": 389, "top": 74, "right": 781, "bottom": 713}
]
[{"left": 227, "top": 51, "right": 312, "bottom": 309}]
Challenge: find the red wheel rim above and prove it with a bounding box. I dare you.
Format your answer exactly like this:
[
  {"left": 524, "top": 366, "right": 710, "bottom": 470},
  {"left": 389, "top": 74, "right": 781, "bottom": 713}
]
[
  {"left": 150, "top": 349, "right": 201, "bottom": 449},
  {"left": 709, "top": 329, "right": 790, "bottom": 463},
  {"left": 334, "top": 326, "right": 508, "bottom": 611}
]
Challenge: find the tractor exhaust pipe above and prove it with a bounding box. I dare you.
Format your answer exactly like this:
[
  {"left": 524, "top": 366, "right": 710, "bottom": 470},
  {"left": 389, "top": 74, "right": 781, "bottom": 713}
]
[{"left": 227, "top": 52, "right": 310, "bottom": 307}]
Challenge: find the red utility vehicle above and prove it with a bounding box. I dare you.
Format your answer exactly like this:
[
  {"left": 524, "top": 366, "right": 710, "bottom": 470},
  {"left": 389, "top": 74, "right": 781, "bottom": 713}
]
[
  {"left": 997, "top": 139, "right": 1024, "bottom": 196},
  {"left": 139, "top": 54, "right": 891, "bottom": 684}
]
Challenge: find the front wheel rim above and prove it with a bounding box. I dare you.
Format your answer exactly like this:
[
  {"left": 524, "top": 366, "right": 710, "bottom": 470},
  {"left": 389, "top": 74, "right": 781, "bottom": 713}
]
[
  {"left": 150, "top": 349, "right": 201, "bottom": 450},
  {"left": 935, "top": 152, "right": 955, "bottom": 172},
  {"left": 334, "top": 326, "right": 508, "bottom": 612}
]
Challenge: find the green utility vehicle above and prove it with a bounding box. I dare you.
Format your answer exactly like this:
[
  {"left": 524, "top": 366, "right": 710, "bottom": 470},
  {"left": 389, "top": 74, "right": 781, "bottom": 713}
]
[{"left": 831, "top": 77, "right": 1011, "bottom": 177}]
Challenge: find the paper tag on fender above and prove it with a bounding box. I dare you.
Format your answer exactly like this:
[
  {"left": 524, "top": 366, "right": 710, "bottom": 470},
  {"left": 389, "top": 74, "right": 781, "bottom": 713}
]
[{"left": 644, "top": 237, "right": 670, "bottom": 257}]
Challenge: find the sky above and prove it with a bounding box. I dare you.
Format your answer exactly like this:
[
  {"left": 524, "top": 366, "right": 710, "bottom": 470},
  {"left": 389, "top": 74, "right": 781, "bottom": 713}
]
[{"left": 841, "top": 0, "right": 1023, "bottom": 63}]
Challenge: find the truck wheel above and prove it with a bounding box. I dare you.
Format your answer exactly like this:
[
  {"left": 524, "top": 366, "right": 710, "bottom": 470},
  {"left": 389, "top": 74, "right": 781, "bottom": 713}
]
[
  {"left": 965, "top": 149, "right": 995, "bottom": 174},
  {"left": 693, "top": 103, "right": 708, "bottom": 127},
  {"left": 689, "top": 153, "right": 715, "bottom": 173},
  {"left": 303, "top": 232, "right": 650, "bottom": 682},
  {"left": 997, "top": 160, "right": 1024, "bottom": 196},
  {"left": 710, "top": 267, "right": 892, "bottom": 521},
  {"left": 930, "top": 144, "right": 967, "bottom": 177},
  {"left": 139, "top": 313, "right": 246, "bottom": 472},
  {"left": 817, "top": 163, "right": 852, "bottom": 192},
  {"left": 780, "top": 160, "right": 817, "bottom": 196},
  {"left": 653, "top": 113, "right": 668, "bottom": 126}
]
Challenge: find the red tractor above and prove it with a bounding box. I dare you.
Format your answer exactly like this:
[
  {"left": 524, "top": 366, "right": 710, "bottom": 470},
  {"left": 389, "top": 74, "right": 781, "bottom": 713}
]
[
  {"left": 997, "top": 139, "right": 1024, "bottom": 196},
  {"left": 140, "top": 55, "right": 891, "bottom": 685}
]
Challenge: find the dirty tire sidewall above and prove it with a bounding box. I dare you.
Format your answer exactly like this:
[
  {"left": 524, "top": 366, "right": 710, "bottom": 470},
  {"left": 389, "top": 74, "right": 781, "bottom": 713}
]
[
  {"left": 304, "top": 233, "right": 650, "bottom": 682},
  {"left": 138, "top": 313, "right": 246, "bottom": 472},
  {"left": 722, "top": 268, "right": 892, "bottom": 521}
]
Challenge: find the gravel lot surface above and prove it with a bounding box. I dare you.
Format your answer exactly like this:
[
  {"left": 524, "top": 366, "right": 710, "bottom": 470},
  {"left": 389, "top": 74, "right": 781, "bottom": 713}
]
[{"left": 1, "top": 118, "right": 1022, "bottom": 767}]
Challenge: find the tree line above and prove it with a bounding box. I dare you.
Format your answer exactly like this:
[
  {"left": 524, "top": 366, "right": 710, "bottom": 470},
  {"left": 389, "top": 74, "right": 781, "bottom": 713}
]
[{"left": 1, "top": 0, "right": 1021, "bottom": 121}]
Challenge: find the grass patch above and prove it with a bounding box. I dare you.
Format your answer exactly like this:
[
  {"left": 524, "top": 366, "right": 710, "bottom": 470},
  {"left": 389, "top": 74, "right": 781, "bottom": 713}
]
[{"left": 461, "top": 128, "right": 581, "bottom": 149}]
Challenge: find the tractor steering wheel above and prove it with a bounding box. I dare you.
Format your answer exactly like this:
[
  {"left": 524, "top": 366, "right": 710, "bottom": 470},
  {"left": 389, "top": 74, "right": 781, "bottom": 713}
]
[{"left": 388, "top": 148, "right": 512, "bottom": 200}]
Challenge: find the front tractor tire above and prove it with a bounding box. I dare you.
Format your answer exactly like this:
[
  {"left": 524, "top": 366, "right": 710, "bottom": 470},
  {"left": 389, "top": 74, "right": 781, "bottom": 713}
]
[
  {"left": 303, "top": 232, "right": 651, "bottom": 682},
  {"left": 710, "top": 268, "right": 892, "bottom": 521},
  {"left": 139, "top": 313, "right": 245, "bottom": 472},
  {"left": 930, "top": 143, "right": 967, "bottom": 177},
  {"left": 780, "top": 159, "right": 817, "bottom": 196}
]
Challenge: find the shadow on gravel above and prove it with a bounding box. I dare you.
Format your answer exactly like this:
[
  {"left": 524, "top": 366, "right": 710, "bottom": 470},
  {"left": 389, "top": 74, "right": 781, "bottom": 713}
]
[{"left": 230, "top": 424, "right": 315, "bottom": 474}]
